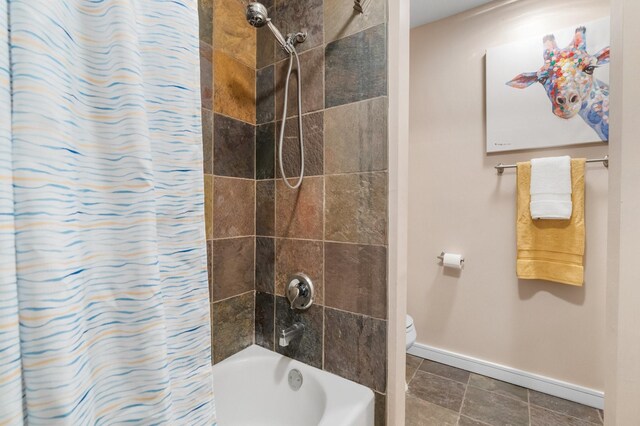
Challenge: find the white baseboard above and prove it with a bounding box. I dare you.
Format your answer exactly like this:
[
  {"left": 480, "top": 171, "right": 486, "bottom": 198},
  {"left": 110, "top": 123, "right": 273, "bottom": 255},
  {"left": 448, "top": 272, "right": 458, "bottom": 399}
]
[{"left": 408, "top": 342, "right": 604, "bottom": 409}]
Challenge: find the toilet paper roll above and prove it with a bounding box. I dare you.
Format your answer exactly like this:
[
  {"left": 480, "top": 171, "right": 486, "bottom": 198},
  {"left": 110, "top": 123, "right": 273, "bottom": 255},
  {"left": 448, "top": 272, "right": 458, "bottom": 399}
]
[{"left": 443, "top": 253, "right": 464, "bottom": 270}]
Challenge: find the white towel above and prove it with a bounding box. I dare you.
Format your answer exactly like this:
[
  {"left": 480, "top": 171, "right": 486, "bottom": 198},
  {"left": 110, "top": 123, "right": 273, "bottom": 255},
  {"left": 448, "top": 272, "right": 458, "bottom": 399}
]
[{"left": 530, "top": 156, "right": 572, "bottom": 220}]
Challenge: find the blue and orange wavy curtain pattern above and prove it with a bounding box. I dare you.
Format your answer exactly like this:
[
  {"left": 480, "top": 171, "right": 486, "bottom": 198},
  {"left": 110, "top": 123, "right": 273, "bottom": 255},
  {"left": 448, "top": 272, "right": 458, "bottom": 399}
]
[{"left": 0, "top": 1, "right": 215, "bottom": 424}]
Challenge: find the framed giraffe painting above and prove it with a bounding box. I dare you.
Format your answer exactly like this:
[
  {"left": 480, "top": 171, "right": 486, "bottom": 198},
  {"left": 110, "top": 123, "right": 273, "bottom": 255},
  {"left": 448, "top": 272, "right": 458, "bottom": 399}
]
[{"left": 486, "top": 17, "right": 610, "bottom": 153}]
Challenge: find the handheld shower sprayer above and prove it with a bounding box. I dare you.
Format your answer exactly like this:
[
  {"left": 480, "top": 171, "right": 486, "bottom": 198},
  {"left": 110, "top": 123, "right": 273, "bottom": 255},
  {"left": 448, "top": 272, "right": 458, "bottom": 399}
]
[
  {"left": 245, "top": 2, "right": 293, "bottom": 54},
  {"left": 246, "top": 2, "right": 306, "bottom": 189}
]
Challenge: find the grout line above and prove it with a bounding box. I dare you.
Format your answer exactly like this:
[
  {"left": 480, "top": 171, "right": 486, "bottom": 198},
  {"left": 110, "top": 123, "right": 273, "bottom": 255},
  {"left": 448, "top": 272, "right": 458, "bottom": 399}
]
[
  {"left": 210, "top": 235, "right": 255, "bottom": 242},
  {"left": 265, "top": 235, "right": 388, "bottom": 249},
  {"left": 321, "top": 212, "right": 326, "bottom": 371},
  {"left": 210, "top": 301, "right": 218, "bottom": 365},
  {"left": 256, "top": 60, "right": 275, "bottom": 73},
  {"left": 273, "top": 108, "right": 324, "bottom": 125},
  {"left": 271, "top": 292, "right": 276, "bottom": 351},
  {"left": 529, "top": 402, "right": 603, "bottom": 425},
  {"left": 211, "top": 174, "right": 256, "bottom": 182},
  {"left": 272, "top": 234, "right": 278, "bottom": 350},
  {"left": 272, "top": 42, "right": 326, "bottom": 69},
  {"left": 406, "top": 358, "right": 422, "bottom": 386},
  {"left": 211, "top": 289, "right": 255, "bottom": 305},
  {"left": 321, "top": 26, "right": 326, "bottom": 116},
  {"left": 321, "top": 304, "right": 325, "bottom": 371},
  {"left": 252, "top": 235, "right": 256, "bottom": 347},
  {"left": 323, "top": 305, "right": 388, "bottom": 323},
  {"left": 458, "top": 416, "right": 493, "bottom": 426},
  {"left": 324, "top": 169, "right": 390, "bottom": 178},
  {"left": 213, "top": 110, "right": 257, "bottom": 128},
  {"left": 323, "top": 170, "right": 389, "bottom": 181},
  {"left": 214, "top": 44, "right": 256, "bottom": 71},
  {"left": 273, "top": 195, "right": 280, "bottom": 295},
  {"left": 322, "top": 94, "right": 388, "bottom": 114},
  {"left": 528, "top": 389, "right": 532, "bottom": 425},
  {"left": 252, "top": 290, "right": 256, "bottom": 345},
  {"left": 324, "top": 19, "right": 388, "bottom": 46},
  {"left": 322, "top": 176, "right": 327, "bottom": 273},
  {"left": 459, "top": 376, "right": 469, "bottom": 417},
  {"left": 253, "top": 169, "right": 257, "bottom": 294},
  {"left": 414, "top": 363, "right": 470, "bottom": 386},
  {"left": 465, "top": 384, "right": 530, "bottom": 405},
  {"left": 272, "top": 95, "right": 390, "bottom": 122}
]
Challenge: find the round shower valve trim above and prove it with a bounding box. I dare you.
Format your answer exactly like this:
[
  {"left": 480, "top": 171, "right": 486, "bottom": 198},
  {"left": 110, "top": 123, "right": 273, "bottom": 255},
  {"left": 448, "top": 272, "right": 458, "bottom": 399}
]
[{"left": 286, "top": 273, "right": 314, "bottom": 310}]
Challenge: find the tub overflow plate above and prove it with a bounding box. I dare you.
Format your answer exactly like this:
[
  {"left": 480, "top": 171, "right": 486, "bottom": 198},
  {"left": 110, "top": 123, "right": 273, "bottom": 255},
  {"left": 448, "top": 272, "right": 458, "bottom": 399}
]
[{"left": 288, "top": 369, "right": 303, "bottom": 391}]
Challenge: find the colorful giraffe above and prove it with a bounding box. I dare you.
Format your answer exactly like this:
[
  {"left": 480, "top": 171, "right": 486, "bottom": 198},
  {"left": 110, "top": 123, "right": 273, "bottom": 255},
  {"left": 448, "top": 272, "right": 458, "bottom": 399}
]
[{"left": 506, "top": 27, "right": 610, "bottom": 141}]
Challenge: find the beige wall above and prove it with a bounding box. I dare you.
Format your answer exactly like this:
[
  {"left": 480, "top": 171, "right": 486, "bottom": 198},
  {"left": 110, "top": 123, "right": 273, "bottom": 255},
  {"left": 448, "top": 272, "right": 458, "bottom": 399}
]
[
  {"left": 408, "top": 0, "right": 610, "bottom": 390},
  {"left": 605, "top": 0, "right": 640, "bottom": 422}
]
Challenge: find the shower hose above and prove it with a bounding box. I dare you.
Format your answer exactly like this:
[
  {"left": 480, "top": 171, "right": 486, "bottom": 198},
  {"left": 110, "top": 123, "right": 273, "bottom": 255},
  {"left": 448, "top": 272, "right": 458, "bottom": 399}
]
[{"left": 278, "top": 48, "right": 304, "bottom": 189}]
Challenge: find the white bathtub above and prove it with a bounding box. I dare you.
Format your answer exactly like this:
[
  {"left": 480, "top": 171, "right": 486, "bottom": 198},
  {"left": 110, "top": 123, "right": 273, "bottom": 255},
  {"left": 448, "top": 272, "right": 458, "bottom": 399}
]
[{"left": 212, "top": 345, "right": 375, "bottom": 426}]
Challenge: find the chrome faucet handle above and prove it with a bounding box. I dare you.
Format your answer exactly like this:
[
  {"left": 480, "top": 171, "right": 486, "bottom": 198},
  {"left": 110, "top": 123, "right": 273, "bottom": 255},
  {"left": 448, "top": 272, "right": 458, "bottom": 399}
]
[
  {"left": 286, "top": 273, "right": 314, "bottom": 310},
  {"left": 287, "top": 285, "right": 300, "bottom": 310}
]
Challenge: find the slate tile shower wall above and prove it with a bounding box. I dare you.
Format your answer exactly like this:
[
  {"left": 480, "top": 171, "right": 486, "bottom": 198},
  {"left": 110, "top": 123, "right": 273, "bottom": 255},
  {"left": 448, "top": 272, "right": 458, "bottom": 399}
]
[
  {"left": 253, "top": 1, "right": 390, "bottom": 424},
  {"left": 198, "top": 0, "right": 390, "bottom": 421},
  {"left": 199, "top": 0, "right": 257, "bottom": 364}
]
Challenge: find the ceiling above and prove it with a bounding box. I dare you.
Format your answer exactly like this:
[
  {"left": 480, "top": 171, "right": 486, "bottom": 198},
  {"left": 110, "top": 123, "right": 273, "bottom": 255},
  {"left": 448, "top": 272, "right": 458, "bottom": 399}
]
[{"left": 410, "top": 0, "right": 496, "bottom": 28}]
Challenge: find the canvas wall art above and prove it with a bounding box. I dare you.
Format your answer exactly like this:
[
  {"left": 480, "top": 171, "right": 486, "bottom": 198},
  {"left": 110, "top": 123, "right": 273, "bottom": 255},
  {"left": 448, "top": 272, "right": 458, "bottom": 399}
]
[{"left": 486, "top": 17, "right": 610, "bottom": 153}]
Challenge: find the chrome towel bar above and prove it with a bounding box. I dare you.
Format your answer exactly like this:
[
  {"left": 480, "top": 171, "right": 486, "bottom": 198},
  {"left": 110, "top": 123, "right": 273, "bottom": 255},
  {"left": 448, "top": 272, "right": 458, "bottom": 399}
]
[{"left": 495, "top": 155, "right": 609, "bottom": 175}]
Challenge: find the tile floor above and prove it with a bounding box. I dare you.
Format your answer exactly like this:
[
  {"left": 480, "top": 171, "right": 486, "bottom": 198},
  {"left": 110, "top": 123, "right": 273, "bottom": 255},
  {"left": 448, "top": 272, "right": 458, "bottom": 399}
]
[{"left": 406, "top": 355, "right": 604, "bottom": 426}]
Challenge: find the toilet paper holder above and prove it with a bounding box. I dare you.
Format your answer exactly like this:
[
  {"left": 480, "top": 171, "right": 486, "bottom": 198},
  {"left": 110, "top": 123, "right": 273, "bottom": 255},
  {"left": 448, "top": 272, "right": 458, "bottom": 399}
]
[{"left": 437, "top": 252, "right": 465, "bottom": 266}]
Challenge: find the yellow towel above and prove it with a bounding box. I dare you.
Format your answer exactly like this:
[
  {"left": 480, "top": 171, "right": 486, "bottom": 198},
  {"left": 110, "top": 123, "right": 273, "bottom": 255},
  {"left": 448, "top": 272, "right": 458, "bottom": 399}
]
[{"left": 516, "top": 159, "right": 585, "bottom": 286}]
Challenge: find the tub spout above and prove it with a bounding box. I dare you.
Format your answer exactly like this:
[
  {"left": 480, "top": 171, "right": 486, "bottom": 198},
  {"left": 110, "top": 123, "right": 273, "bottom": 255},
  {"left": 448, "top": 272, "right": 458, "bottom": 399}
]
[{"left": 278, "top": 323, "right": 305, "bottom": 347}]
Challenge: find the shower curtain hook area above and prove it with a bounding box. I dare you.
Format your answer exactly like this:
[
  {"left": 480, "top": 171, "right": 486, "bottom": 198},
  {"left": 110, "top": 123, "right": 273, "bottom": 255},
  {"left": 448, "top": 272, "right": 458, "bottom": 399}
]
[{"left": 495, "top": 155, "right": 609, "bottom": 175}]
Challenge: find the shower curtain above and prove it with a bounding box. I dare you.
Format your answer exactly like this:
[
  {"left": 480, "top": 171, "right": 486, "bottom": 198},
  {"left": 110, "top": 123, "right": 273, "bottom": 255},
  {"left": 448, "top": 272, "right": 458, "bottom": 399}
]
[{"left": 0, "top": 1, "right": 215, "bottom": 424}]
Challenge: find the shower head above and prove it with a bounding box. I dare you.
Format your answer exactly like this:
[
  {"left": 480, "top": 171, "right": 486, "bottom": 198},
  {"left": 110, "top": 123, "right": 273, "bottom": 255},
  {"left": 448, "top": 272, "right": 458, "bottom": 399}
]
[
  {"left": 245, "top": 2, "right": 269, "bottom": 28},
  {"left": 246, "top": 2, "right": 292, "bottom": 53}
]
